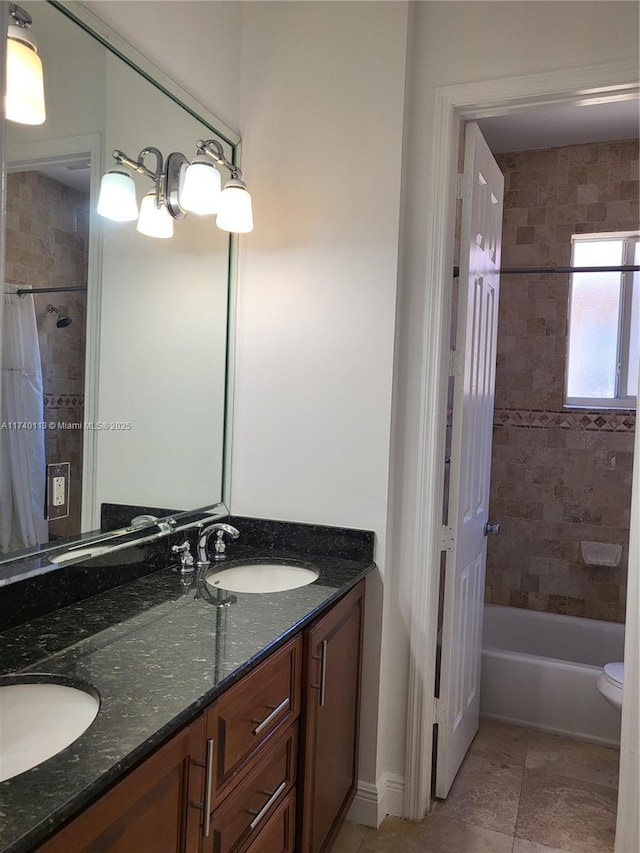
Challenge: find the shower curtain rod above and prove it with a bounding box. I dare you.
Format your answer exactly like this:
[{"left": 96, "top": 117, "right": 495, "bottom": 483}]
[
  {"left": 15, "top": 286, "right": 88, "bottom": 296},
  {"left": 453, "top": 264, "right": 640, "bottom": 278}
]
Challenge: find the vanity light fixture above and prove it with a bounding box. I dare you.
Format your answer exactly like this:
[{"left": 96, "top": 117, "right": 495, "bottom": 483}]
[
  {"left": 136, "top": 190, "right": 174, "bottom": 239},
  {"left": 96, "top": 169, "right": 139, "bottom": 222},
  {"left": 179, "top": 152, "right": 222, "bottom": 216},
  {"left": 97, "top": 139, "right": 253, "bottom": 237},
  {"left": 5, "top": 3, "right": 46, "bottom": 125}
]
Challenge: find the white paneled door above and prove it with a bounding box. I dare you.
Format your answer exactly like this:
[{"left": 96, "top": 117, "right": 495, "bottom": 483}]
[{"left": 435, "top": 122, "right": 504, "bottom": 798}]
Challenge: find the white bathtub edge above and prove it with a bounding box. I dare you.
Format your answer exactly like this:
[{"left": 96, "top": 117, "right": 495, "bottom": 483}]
[{"left": 479, "top": 711, "right": 621, "bottom": 749}]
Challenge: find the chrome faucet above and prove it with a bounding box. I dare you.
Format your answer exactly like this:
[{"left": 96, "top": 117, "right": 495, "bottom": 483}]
[
  {"left": 171, "top": 540, "right": 195, "bottom": 573},
  {"left": 197, "top": 523, "right": 240, "bottom": 565}
]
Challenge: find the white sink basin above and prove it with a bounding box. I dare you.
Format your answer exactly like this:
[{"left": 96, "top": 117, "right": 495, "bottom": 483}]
[
  {"left": 205, "top": 562, "right": 319, "bottom": 594},
  {"left": 0, "top": 679, "right": 100, "bottom": 782},
  {"left": 51, "top": 546, "right": 113, "bottom": 566}
]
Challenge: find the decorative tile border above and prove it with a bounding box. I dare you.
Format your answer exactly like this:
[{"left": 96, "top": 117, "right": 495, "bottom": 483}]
[
  {"left": 494, "top": 408, "right": 636, "bottom": 432},
  {"left": 43, "top": 394, "right": 84, "bottom": 410}
]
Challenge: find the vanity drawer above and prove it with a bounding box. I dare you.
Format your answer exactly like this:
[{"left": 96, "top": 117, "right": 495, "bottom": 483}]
[
  {"left": 205, "top": 723, "right": 298, "bottom": 853},
  {"left": 242, "top": 790, "right": 296, "bottom": 853},
  {"left": 206, "top": 634, "right": 301, "bottom": 803}
]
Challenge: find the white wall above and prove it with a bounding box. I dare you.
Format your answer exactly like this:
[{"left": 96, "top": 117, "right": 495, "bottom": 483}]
[
  {"left": 233, "top": 1, "right": 409, "bottom": 809},
  {"left": 232, "top": 1, "right": 407, "bottom": 538},
  {"left": 83, "top": 1, "right": 242, "bottom": 133}
]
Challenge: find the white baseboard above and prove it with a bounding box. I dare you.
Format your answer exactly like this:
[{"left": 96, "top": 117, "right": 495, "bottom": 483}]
[{"left": 348, "top": 773, "right": 405, "bottom": 828}]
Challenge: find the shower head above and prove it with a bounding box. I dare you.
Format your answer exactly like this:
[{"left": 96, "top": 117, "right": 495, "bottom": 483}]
[{"left": 46, "top": 304, "right": 72, "bottom": 328}]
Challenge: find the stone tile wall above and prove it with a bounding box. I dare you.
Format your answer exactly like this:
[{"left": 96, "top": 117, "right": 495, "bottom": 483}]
[
  {"left": 5, "top": 171, "right": 89, "bottom": 541},
  {"left": 486, "top": 139, "right": 638, "bottom": 623}
]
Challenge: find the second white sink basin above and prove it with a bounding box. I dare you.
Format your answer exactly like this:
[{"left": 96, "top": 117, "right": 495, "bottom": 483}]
[
  {"left": 51, "top": 546, "right": 113, "bottom": 566},
  {"left": 205, "top": 562, "right": 319, "bottom": 594},
  {"left": 0, "top": 677, "right": 100, "bottom": 782}
]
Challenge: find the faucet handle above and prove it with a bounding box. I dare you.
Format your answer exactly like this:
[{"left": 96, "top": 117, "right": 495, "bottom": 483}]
[
  {"left": 171, "top": 540, "right": 195, "bottom": 574},
  {"left": 211, "top": 524, "right": 240, "bottom": 560}
]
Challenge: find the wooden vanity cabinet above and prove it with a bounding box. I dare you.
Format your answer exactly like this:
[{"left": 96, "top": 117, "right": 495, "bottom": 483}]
[
  {"left": 36, "top": 582, "right": 365, "bottom": 853},
  {"left": 37, "top": 714, "right": 206, "bottom": 853},
  {"left": 298, "top": 580, "right": 365, "bottom": 853}
]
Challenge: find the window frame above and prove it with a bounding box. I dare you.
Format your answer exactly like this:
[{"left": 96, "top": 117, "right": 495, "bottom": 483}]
[{"left": 565, "top": 231, "right": 639, "bottom": 411}]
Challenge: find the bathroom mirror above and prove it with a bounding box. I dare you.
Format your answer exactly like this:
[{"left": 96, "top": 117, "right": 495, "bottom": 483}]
[{"left": 0, "top": 1, "right": 237, "bottom": 565}]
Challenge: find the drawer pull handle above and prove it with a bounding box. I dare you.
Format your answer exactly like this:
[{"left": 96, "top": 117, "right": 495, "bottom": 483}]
[
  {"left": 311, "top": 640, "right": 328, "bottom": 707},
  {"left": 189, "top": 739, "right": 215, "bottom": 837},
  {"left": 251, "top": 697, "right": 290, "bottom": 736},
  {"left": 203, "top": 737, "right": 215, "bottom": 838},
  {"left": 247, "top": 781, "right": 287, "bottom": 830}
]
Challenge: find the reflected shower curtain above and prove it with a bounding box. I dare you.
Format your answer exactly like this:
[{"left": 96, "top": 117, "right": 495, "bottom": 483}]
[{"left": 0, "top": 285, "right": 48, "bottom": 552}]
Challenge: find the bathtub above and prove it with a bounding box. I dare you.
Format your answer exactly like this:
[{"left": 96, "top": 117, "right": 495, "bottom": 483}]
[{"left": 480, "top": 604, "right": 624, "bottom": 747}]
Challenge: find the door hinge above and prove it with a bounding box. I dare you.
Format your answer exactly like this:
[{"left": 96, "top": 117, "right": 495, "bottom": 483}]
[
  {"left": 449, "top": 349, "right": 464, "bottom": 377},
  {"left": 457, "top": 172, "right": 472, "bottom": 200},
  {"left": 434, "top": 696, "right": 447, "bottom": 725},
  {"left": 440, "top": 525, "right": 455, "bottom": 552}
]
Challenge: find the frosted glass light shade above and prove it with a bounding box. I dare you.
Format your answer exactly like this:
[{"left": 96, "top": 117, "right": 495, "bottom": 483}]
[
  {"left": 180, "top": 156, "right": 221, "bottom": 215},
  {"left": 97, "top": 170, "right": 139, "bottom": 222},
  {"left": 136, "top": 192, "right": 174, "bottom": 239},
  {"left": 216, "top": 179, "right": 254, "bottom": 233},
  {"left": 6, "top": 31, "right": 46, "bottom": 125}
]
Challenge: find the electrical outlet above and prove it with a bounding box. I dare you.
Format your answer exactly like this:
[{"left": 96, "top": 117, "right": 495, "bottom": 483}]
[
  {"left": 46, "top": 463, "right": 70, "bottom": 520},
  {"left": 53, "top": 476, "right": 65, "bottom": 506}
]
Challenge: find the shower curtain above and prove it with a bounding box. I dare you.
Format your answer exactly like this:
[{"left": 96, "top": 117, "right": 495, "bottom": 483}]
[{"left": 0, "top": 285, "right": 48, "bottom": 553}]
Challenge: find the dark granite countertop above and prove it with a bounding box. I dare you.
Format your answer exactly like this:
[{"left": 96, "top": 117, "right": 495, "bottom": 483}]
[{"left": 0, "top": 523, "right": 375, "bottom": 853}]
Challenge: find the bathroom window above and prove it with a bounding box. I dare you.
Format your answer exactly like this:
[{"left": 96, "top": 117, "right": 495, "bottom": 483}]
[{"left": 565, "top": 232, "right": 639, "bottom": 410}]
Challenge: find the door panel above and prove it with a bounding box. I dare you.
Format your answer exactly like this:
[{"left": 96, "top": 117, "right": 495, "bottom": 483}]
[{"left": 436, "top": 122, "right": 504, "bottom": 798}]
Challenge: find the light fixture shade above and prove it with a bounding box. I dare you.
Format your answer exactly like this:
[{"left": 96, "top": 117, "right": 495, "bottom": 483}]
[
  {"left": 97, "top": 169, "right": 139, "bottom": 222},
  {"left": 6, "top": 29, "right": 46, "bottom": 125},
  {"left": 179, "top": 155, "right": 222, "bottom": 215},
  {"left": 136, "top": 191, "right": 174, "bottom": 239},
  {"left": 216, "top": 179, "right": 254, "bottom": 233}
]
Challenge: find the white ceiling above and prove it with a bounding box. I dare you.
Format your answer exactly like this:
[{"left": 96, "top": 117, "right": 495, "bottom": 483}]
[
  {"left": 37, "top": 161, "right": 91, "bottom": 194},
  {"left": 477, "top": 97, "right": 639, "bottom": 153}
]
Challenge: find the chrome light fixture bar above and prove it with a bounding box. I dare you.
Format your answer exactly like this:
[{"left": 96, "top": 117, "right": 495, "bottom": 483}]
[
  {"left": 97, "top": 139, "right": 253, "bottom": 237},
  {"left": 6, "top": 3, "right": 46, "bottom": 125}
]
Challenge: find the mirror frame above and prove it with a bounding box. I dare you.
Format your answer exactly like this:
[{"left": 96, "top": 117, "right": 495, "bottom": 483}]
[{"left": 0, "top": 0, "right": 239, "bottom": 568}]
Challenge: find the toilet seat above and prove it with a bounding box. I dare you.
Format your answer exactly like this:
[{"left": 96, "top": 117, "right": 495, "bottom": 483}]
[
  {"left": 598, "top": 662, "right": 623, "bottom": 713},
  {"left": 603, "top": 662, "right": 624, "bottom": 688}
]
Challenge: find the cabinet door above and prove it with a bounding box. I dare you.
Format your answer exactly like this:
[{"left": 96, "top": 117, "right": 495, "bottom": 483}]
[
  {"left": 37, "top": 715, "right": 206, "bottom": 853},
  {"left": 299, "top": 580, "right": 365, "bottom": 853}
]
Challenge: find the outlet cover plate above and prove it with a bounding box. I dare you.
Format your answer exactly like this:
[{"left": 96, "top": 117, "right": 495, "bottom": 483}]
[{"left": 46, "top": 462, "right": 70, "bottom": 520}]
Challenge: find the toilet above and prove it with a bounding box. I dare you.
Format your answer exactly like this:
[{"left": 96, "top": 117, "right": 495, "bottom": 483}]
[{"left": 597, "top": 662, "right": 624, "bottom": 712}]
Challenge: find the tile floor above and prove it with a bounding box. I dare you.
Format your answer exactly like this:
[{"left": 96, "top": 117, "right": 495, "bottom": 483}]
[{"left": 333, "top": 721, "right": 619, "bottom": 853}]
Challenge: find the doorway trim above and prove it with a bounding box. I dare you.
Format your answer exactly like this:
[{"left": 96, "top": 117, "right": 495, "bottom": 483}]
[{"left": 403, "top": 59, "right": 639, "bottom": 847}]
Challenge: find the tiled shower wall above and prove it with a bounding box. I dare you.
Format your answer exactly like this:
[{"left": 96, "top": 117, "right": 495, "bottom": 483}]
[
  {"left": 5, "top": 171, "right": 89, "bottom": 540},
  {"left": 486, "top": 138, "right": 638, "bottom": 623}
]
